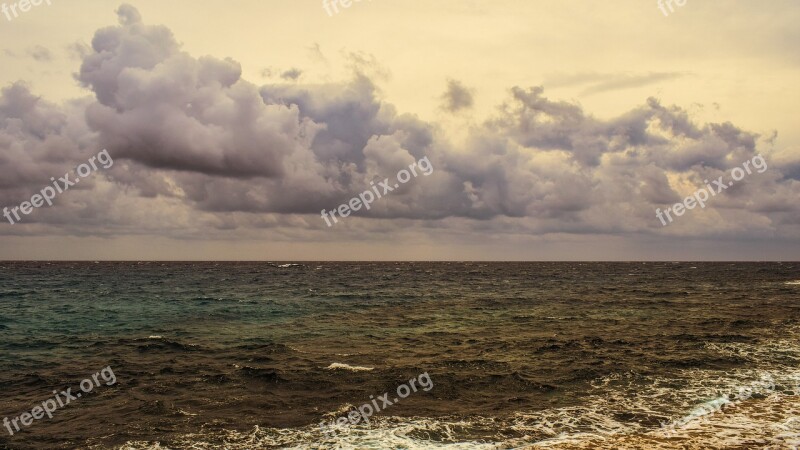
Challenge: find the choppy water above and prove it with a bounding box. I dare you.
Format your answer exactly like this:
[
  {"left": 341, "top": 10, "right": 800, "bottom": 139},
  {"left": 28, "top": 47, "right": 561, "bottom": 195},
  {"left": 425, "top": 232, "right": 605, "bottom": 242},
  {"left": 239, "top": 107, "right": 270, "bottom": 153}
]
[{"left": 0, "top": 262, "right": 799, "bottom": 449}]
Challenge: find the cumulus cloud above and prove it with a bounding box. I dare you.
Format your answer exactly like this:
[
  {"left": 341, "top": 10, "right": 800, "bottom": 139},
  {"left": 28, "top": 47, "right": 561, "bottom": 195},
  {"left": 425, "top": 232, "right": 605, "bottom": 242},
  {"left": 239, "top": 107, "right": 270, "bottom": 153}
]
[
  {"left": 0, "top": 3, "right": 798, "bottom": 244},
  {"left": 77, "top": 6, "right": 317, "bottom": 179}
]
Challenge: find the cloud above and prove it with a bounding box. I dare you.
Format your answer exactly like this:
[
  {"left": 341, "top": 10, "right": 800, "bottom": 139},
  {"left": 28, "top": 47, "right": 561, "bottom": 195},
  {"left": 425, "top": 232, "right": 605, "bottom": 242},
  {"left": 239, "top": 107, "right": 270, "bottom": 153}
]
[
  {"left": 27, "top": 46, "right": 53, "bottom": 62},
  {"left": 308, "top": 43, "right": 328, "bottom": 65},
  {"left": 543, "top": 72, "right": 687, "bottom": 95},
  {"left": 439, "top": 79, "right": 474, "bottom": 113},
  {"left": 280, "top": 68, "right": 303, "bottom": 81},
  {"left": 3, "top": 46, "right": 54, "bottom": 61},
  {"left": 66, "top": 41, "right": 92, "bottom": 61},
  {"left": 77, "top": 5, "right": 317, "bottom": 179},
  {"left": 0, "top": 4, "right": 797, "bottom": 245}
]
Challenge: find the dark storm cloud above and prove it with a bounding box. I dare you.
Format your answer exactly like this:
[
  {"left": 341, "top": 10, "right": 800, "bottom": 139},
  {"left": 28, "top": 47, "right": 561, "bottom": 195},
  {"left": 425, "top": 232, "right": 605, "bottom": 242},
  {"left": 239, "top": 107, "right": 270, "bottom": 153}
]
[{"left": 0, "top": 4, "right": 797, "bottom": 241}]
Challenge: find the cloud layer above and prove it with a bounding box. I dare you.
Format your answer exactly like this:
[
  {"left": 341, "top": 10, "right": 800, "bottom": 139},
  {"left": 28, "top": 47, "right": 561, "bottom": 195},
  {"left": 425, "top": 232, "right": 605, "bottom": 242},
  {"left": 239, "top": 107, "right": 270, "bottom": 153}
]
[{"left": 1, "top": 4, "right": 798, "bottom": 248}]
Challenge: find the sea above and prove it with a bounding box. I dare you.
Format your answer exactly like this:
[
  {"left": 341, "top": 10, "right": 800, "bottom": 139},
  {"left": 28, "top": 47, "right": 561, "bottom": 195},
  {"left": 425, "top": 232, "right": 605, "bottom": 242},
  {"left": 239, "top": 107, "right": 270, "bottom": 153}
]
[{"left": 0, "top": 262, "right": 799, "bottom": 449}]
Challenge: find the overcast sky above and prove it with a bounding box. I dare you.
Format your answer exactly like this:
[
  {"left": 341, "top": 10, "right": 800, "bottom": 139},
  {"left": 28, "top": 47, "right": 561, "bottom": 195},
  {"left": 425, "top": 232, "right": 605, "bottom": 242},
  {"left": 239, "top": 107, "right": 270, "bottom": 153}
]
[{"left": 0, "top": 0, "right": 798, "bottom": 260}]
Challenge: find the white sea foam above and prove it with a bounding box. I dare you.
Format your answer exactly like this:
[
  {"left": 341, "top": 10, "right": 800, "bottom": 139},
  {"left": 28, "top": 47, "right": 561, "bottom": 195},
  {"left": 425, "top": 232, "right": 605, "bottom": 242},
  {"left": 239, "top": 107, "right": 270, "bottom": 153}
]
[
  {"left": 118, "top": 419, "right": 500, "bottom": 449},
  {"left": 115, "top": 392, "right": 800, "bottom": 449},
  {"left": 118, "top": 328, "right": 800, "bottom": 449},
  {"left": 325, "top": 362, "right": 374, "bottom": 372}
]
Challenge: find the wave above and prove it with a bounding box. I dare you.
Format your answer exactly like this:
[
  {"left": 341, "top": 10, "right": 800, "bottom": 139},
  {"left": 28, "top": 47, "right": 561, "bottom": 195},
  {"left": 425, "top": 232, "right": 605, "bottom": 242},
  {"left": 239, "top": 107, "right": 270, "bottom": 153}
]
[
  {"left": 117, "top": 418, "right": 499, "bottom": 449},
  {"left": 325, "top": 362, "right": 375, "bottom": 372},
  {"left": 114, "top": 394, "right": 800, "bottom": 449},
  {"left": 114, "top": 381, "right": 800, "bottom": 449},
  {"left": 116, "top": 328, "right": 800, "bottom": 449},
  {"left": 240, "top": 368, "right": 283, "bottom": 382}
]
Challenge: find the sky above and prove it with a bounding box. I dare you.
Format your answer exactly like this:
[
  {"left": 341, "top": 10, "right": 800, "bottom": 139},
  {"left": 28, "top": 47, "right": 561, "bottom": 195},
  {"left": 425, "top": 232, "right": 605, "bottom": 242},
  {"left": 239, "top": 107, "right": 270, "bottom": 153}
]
[{"left": 0, "top": 0, "right": 798, "bottom": 260}]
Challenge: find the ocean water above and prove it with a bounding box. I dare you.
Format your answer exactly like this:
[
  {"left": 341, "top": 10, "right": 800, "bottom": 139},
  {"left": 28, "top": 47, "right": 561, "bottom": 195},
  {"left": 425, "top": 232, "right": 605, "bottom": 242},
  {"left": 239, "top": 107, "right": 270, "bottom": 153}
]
[{"left": 0, "top": 262, "right": 799, "bottom": 449}]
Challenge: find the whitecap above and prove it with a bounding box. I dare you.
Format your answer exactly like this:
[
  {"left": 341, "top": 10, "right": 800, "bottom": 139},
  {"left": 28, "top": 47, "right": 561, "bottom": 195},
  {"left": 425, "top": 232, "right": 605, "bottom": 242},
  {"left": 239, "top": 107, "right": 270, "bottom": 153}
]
[{"left": 325, "top": 363, "right": 374, "bottom": 372}]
